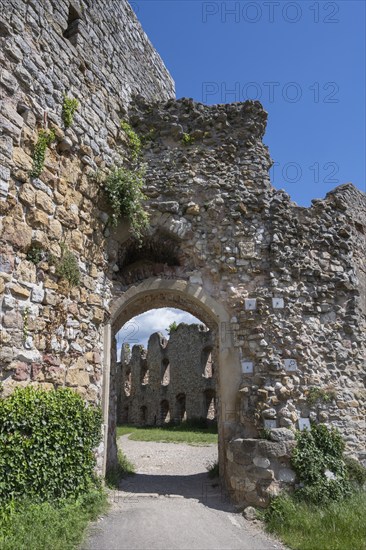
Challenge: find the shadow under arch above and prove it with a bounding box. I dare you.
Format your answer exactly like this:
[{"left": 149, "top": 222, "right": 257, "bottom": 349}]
[{"left": 102, "top": 278, "right": 241, "bottom": 490}]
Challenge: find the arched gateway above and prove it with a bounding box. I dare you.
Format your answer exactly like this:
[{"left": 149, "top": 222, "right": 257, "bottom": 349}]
[{"left": 102, "top": 278, "right": 239, "bottom": 485}]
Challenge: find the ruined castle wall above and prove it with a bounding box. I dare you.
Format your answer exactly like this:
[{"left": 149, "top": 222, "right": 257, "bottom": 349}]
[
  {"left": 1, "top": 0, "right": 365, "bottom": 507},
  {"left": 108, "top": 97, "right": 366, "bottom": 496},
  {"left": 0, "top": 0, "right": 174, "bottom": 470},
  {"left": 117, "top": 324, "right": 217, "bottom": 425}
]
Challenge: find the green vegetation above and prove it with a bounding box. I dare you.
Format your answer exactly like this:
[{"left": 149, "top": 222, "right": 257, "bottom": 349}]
[
  {"left": 117, "top": 422, "right": 218, "bottom": 446},
  {"left": 206, "top": 460, "right": 219, "bottom": 479},
  {"left": 104, "top": 166, "right": 149, "bottom": 240},
  {"left": 30, "top": 129, "right": 56, "bottom": 178},
  {"left": 62, "top": 95, "right": 79, "bottom": 128},
  {"left": 167, "top": 321, "right": 178, "bottom": 335},
  {"left": 0, "top": 387, "right": 102, "bottom": 504},
  {"left": 345, "top": 456, "right": 366, "bottom": 486},
  {"left": 26, "top": 244, "right": 44, "bottom": 265},
  {"left": 106, "top": 449, "right": 135, "bottom": 489},
  {"left": 264, "top": 491, "right": 366, "bottom": 550},
  {"left": 291, "top": 423, "right": 351, "bottom": 504},
  {"left": 306, "top": 386, "right": 336, "bottom": 406},
  {"left": 263, "top": 424, "right": 366, "bottom": 550},
  {"left": 182, "top": 132, "right": 195, "bottom": 145},
  {"left": 121, "top": 121, "right": 142, "bottom": 162},
  {"left": 54, "top": 243, "right": 80, "bottom": 287},
  {"left": 0, "top": 488, "right": 107, "bottom": 550}
]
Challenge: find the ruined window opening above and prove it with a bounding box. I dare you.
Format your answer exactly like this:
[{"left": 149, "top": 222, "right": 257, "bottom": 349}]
[
  {"left": 204, "top": 389, "right": 216, "bottom": 421},
  {"left": 161, "top": 357, "right": 170, "bottom": 386},
  {"left": 202, "top": 346, "right": 214, "bottom": 378},
  {"left": 124, "top": 368, "right": 132, "bottom": 397},
  {"left": 63, "top": 4, "right": 83, "bottom": 46},
  {"left": 160, "top": 400, "right": 170, "bottom": 424},
  {"left": 140, "top": 359, "right": 149, "bottom": 385},
  {"left": 140, "top": 406, "right": 147, "bottom": 425},
  {"left": 175, "top": 393, "right": 187, "bottom": 423}
]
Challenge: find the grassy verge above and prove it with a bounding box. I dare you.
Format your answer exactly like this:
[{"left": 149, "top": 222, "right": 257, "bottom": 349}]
[
  {"left": 206, "top": 460, "right": 219, "bottom": 478},
  {"left": 264, "top": 491, "right": 366, "bottom": 550},
  {"left": 106, "top": 449, "right": 136, "bottom": 488},
  {"left": 0, "top": 488, "right": 108, "bottom": 550},
  {"left": 117, "top": 423, "right": 218, "bottom": 445}
]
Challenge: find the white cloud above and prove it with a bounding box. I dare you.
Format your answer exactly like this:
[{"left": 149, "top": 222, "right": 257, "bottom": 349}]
[{"left": 115, "top": 308, "right": 203, "bottom": 360}]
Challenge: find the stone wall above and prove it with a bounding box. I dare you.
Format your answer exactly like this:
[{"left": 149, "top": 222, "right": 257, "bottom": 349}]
[
  {"left": 1, "top": 0, "right": 365, "bottom": 506},
  {"left": 116, "top": 323, "right": 216, "bottom": 425},
  {"left": 0, "top": 0, "right": 174, "bottom": 470}
]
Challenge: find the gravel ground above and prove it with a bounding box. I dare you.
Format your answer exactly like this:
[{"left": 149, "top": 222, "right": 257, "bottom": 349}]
[{"left": 84, "top": 435, "right": 287, "bottom": 550}]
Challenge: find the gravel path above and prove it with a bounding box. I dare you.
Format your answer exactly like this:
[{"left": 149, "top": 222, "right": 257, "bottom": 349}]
[{"left": 84, "top": 435, "right": 287, "bottom": 550}]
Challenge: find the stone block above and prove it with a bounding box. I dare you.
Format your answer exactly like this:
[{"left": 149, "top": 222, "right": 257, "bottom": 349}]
[{"left": 1, "top": 217, "right": 32, "bottom": 250}]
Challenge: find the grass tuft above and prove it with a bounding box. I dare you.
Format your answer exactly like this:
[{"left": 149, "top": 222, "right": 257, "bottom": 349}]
[
  {"left": 106, "top": 449, "right": 135, "bottom": 488},
  {"left": 264, "top": 491, "right": 366, "bottom": 550},
  {"left": 206, "top": 460, "right": 219, "bottom": 478},
  {"left": 116, "top": 423, "right": 218, "bottom": 446},
  {"left": 0, "top": 488, "right": 108, "bottom": 550}
]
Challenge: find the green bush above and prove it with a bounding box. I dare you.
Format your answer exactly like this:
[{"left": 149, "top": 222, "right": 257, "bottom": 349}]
[
  {"left": 104, "top": 166, "right": 149, "bottom": 240},
  {"left": 345, "top": 456, "right": 366, "bottom": 486},
  {"left": 0, "top": 387, "right": 102, "bottom": 504},
  {"left": 291, "top": 423, "right": 352, "bottom": 504}
]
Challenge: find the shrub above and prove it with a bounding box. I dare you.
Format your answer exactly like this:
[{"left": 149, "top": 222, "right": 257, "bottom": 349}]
[
  {"left": 0, "top": 387, "right": 102, "bottom": 504},
  {"left": 291, "top": 423, "right": 352, "bottom": 504},
  {"left": 345, "top": 456, "right": 366, "bottom": 487},
  {"left": 104, "top": 166, "right": 149, "bottom": 240}
]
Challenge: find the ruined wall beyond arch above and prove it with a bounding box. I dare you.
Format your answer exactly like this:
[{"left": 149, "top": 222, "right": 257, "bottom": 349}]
[
  {"left": 116, "top": 323, "right": 217, "bottom": 426},
  {"left": 1, "top": 0, "right": 365, "bottom": 507}
]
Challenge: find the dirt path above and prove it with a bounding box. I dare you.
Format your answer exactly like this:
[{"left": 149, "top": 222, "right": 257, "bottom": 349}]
[{"left": 83, "top": 436, "right": 286, "bottom": 550}]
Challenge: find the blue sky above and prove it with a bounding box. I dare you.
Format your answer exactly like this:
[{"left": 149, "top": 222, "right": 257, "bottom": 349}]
[
  {"left": 131, "top": 0, "right": 365, "bottom": 206},
  {"left": 118, "top": 1, "right": 365, "bottom": 349}
]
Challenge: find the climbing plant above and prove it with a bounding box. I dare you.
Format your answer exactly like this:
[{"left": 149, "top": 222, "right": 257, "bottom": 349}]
[
  {"left": 104, "top": 167, "right": 149, "bottom": 241},
  {"left": 30, "top": 129, "right": 56, "bottom": 178},
  {"left": 62, "top": 95, "right": 79, "bottom": 128},
  {"left": 120, "top": 120, "right": 141, "bottom": 162}
]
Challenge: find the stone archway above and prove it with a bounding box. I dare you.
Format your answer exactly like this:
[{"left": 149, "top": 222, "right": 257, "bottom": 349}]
[{"left": 102, "top": 278, "right": 241, "bottom": 488}]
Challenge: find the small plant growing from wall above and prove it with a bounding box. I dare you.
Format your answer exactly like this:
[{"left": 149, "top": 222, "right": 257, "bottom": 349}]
[
  {"left": 120, "top": 121, "right": 142, "bottom": 162},
  {"left": 30, "top": 129, "right": 56, "bottom": 178},
  {"left": 306, "top": 386, "right": 336, "bottom": 406},
  {"left": 62, "top": 95, "right": 79, "bottom": 128},
  {"left": 26, "top": 244, "right": 45, "bottom": 265},
  {"left": 167, "top": 321, "right": 178, "bottom": 335},
  {"left": 53, "top": 243, "right": 80, "bottom": 287},
  {"left": 182, "top": 132, "right": 195, "bottom": 145},
  {"left": 104, "top": 167, "right": 149, "bottom": 241}
]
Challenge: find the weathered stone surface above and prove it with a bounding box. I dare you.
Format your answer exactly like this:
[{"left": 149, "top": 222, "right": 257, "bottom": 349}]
[
  {"left": 269, "top": 428, "right": 295, "bottom": 442},
  {"left": 1, "top": 217, "right": 32, "bottom": 249}
]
